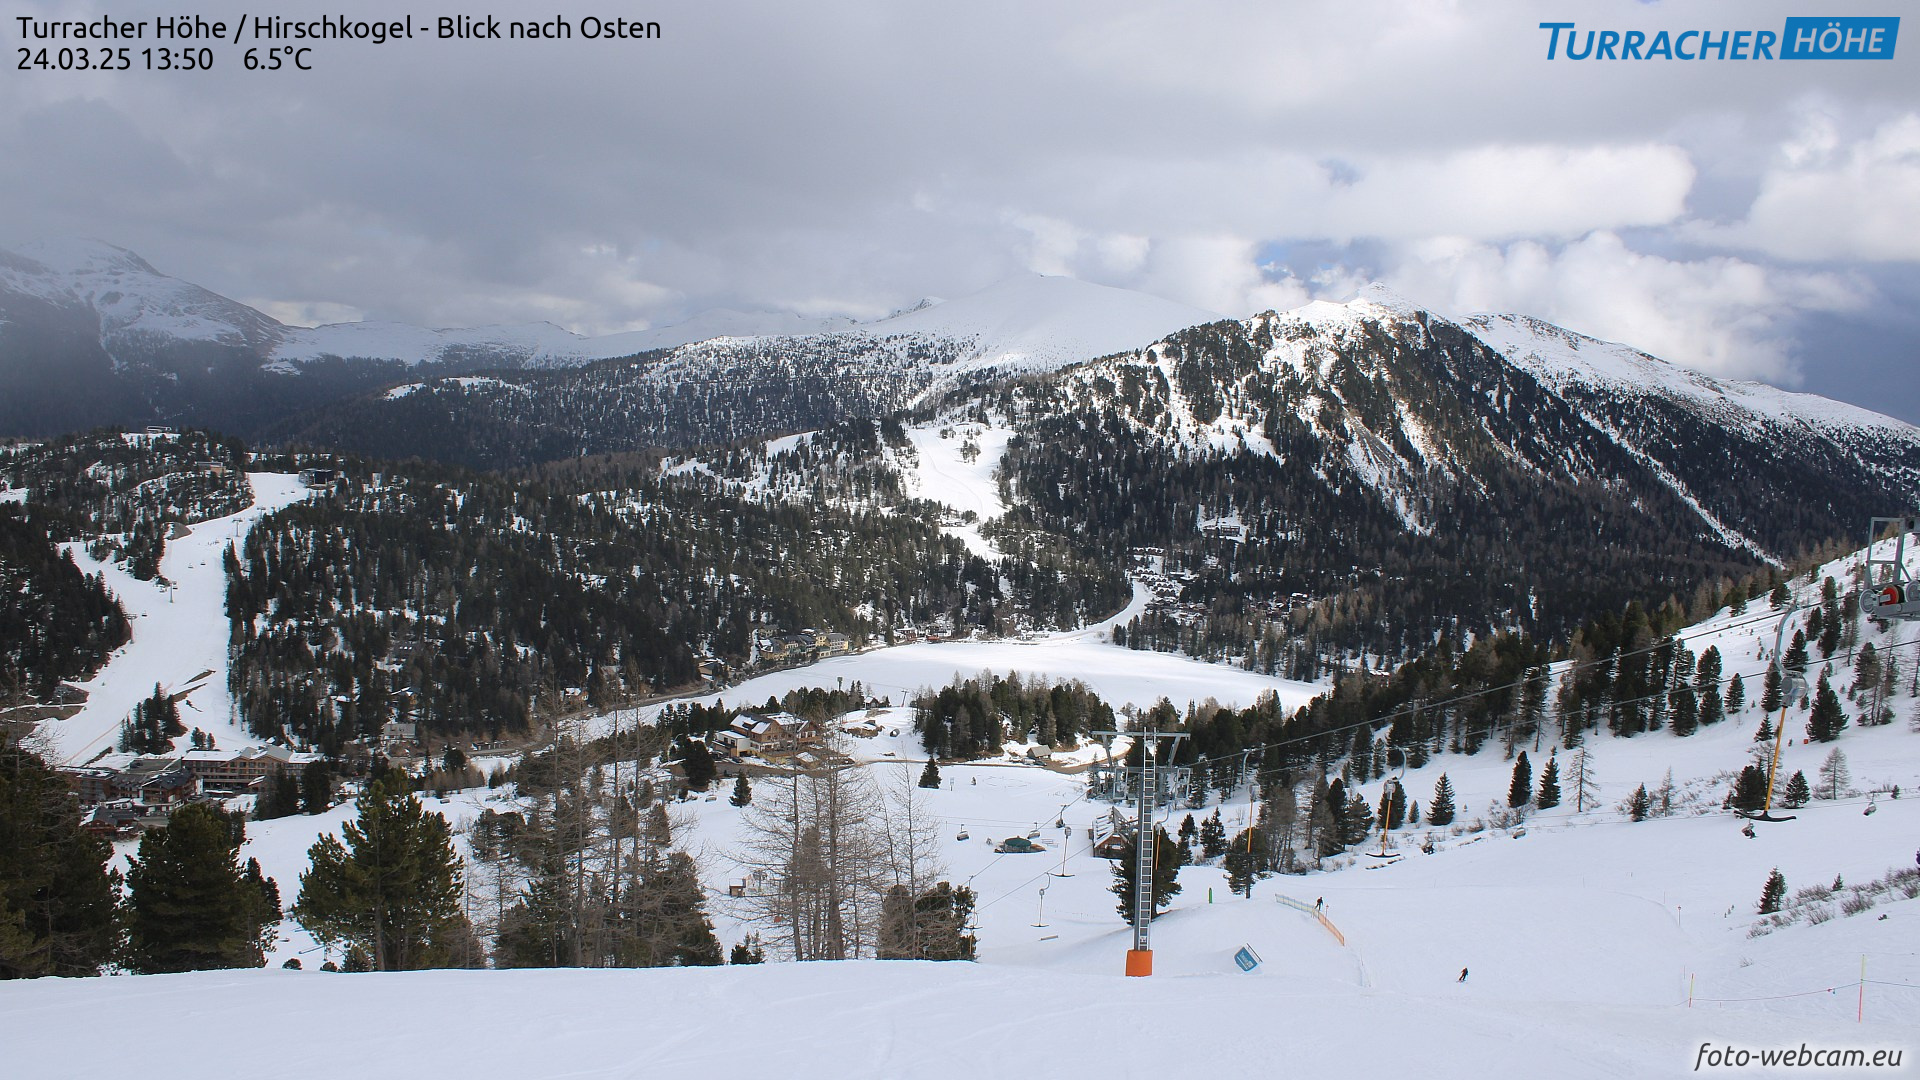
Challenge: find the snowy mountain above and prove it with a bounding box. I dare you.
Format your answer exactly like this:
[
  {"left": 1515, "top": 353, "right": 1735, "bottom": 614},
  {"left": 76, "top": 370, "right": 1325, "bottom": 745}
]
[
  {"left": 264, "top": 275, "right": 1224, "bottom": 467},
  {"left": 1034, "top": 285, "right": 1920, "bottom": 558},
  {"left": 0, "top": 241, "right": 1220, "bottom": 439}
]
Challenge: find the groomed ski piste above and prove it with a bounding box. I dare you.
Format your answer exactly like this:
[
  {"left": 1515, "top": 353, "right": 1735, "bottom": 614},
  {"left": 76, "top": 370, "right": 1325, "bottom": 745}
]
[{"left": 6, "top": 462, "right": 1919, "bottom": 1079}]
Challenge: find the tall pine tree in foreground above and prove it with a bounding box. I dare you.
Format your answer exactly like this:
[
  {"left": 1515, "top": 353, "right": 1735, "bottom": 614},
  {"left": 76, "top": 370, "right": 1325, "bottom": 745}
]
[
  {"left": 125, "top": 802, "right": 277, "bottom": 973},
  {"left": 0, "top": 747, "right": 119, "bottom": 979},
  {"left": 293, "top": 771, "right": 468, "bottom": 971}
]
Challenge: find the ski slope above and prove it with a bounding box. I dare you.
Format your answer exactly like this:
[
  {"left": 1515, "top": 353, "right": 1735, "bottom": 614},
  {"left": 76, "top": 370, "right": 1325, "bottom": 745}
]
[
  {"left": 39, "top": 474, "right": 314, "bottom": 764},
  {"left": 12, "top": 496, "right": 1920, "bottom": 1078}
]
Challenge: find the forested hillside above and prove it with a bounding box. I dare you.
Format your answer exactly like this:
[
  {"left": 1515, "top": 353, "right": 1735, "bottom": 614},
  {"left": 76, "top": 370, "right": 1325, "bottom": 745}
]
[
  {"left": 0, "top": 506, "right": 129, "bottom": 705},
  {"left": 1, "top": 429, "right": 251, "bottom": 580},
  {"left": 224, "top": 453, "right": 1120, "bottom": 749}
]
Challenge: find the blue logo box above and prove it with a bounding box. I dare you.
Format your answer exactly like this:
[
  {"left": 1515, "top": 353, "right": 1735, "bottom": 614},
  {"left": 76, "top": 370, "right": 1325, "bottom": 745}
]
[{"left": 1781, "top": 17, "right": 1899, "bottom": 59}]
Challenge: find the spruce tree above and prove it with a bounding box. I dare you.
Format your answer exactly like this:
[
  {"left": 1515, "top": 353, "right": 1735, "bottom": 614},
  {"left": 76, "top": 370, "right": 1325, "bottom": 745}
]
[
  {"left": 1782, "top": 770, "right": 1811, "bottom": 809},
  {"left": 1668, "top": 686, "right": 1698, "bottom": 737},
  {"left": 678, "top": 737, "right": 717, "bottom": 792},
  {"left": 729, "top": 934, "right": 765, "bottom": 964},
  {"left": 1340, "top": 790, "right": 1374, "bottom": 848},
  {"left": 1111, "top": 826, "right": 1181, "bottom": 925},
  {"left": 624, "top": 850, "right": 722, "bottom": 967},
  {"left": 1760, "top": 666, "right": 1784, "bottom": 713},
  {"left": 1628, "top": 784, "right": 1651, "bottom": 822},
  {"left": 1427, "top": 774, "right": 1457, "bottom": 827},
  {"left": 1535, "top": 754, "right": 1561, "bottom": 810},
  {"left": 1698, "top": 686, "right": 1725, "bottom": 727},
  {"left": 1783, "top": 632, "right": 1809, "bottom": 676},
  {"left": 293, "top": 771, "right": 468, "bottom": 971},
  {"left": 1807, "top": 670, "right": 1847, "bottom": 742},
  {"left": 1224, "top": 829, "right": 1259, "bottom": 895},
  {"left": 1731, "top": 764, "right": 1769, "bottom": 812},
  {"left": 1199, "top": 809, "right": 1227, "bottom": 860},
  {"left": 1758, "top": 868, "right": 1787, "bottom": 914},
  {"left": 1725, "top": 673, "right": 1745, "bottom": 714},
  {"left": 125, "top": 802, "right": 276, "bottom": 973},
  {"left": 300, "top": 761, "right": 333, "bottom": 815},
  {"left": 256, "top": 772, "right": 303, "bottom": 820},
  {"left": 729, "top": 774, "right": 753, "bottom": 807},
  {"left": 917, "top": 759, "right": 940, "bottom": 790},
  {"left": 1508, "top": 752, "right": 1532, "bottom": 809}
]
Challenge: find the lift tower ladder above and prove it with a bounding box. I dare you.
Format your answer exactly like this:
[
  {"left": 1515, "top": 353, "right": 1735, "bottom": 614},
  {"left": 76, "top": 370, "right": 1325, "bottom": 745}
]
[{"left": 1093, "top": 725, "right": 1187, "bottom": 977}]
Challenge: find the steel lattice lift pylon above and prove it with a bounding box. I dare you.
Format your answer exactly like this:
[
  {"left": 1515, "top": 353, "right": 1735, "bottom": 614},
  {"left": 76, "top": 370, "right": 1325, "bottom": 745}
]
[{"left": 1093, "top": 725, "right": 1186, "bottom": 977}]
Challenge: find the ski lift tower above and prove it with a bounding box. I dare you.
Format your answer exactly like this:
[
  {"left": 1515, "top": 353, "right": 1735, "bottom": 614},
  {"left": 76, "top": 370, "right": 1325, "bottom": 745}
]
[{"left": 1092, "top": 723, "right": 1187, "bottom": 977}]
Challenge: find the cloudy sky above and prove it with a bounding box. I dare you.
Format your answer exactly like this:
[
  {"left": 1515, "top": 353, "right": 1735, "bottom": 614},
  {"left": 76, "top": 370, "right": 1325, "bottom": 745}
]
[{"left": 4, "top": 0, "right": 1917, "bottom": 417}]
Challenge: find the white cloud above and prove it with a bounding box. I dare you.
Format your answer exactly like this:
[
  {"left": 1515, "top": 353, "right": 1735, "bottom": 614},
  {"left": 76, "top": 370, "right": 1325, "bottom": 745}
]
[
  {"left": 1377, "top": 232, "right": 1870, "bottom": 383},
  {"left": 1723, "top": 113, "right": 1920, "bottom": 261}
]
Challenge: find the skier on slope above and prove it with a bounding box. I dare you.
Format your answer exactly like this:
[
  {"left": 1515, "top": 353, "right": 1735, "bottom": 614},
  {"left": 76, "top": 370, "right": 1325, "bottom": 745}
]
[{"left": 1458, "top": 968, "right": 1469, "bottom": 983}]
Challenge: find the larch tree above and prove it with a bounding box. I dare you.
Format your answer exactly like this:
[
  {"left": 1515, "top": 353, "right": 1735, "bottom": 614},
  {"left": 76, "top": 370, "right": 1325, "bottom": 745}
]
[{"left": 735, "top": 746, "right": 891, "bottom": 960}]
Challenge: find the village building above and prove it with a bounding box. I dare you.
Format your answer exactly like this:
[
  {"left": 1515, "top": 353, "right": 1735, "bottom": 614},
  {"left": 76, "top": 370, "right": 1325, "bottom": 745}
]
[
  {"left": 1090, "top": 808, "right": 1134, "bottom": 859},
  {"left": 711, "top": 711, "right": 826, "bottom": 759}
]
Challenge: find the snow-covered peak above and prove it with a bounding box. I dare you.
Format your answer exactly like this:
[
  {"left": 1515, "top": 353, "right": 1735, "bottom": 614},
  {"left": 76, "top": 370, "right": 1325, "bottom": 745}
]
[
  {"left": 9, "top": 237, "right": 163, "bottom": 278},
  {"left": 0, "top": 238, "right": 281, "bottom": 349},
  {"left": 1258, "top": 283, "right": 1432, "bottom": 341},
  {"left": 1348, "top": 281, "right": 1430, "bottom": 319},
  {"left": 1463, "top": 311, "right": 1920, "bottom": 437}
]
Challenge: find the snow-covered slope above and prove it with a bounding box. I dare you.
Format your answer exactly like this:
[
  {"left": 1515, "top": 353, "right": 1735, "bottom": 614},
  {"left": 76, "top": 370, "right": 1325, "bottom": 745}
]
[
  {"left": 14, "top": 543, "right": 1920, "bottom": 1077},
  {"left": 1465, "top": 310, "right": 1920, "bottom": 438},
  {"left": 1, "top": 239, "right": 281, "bottom": 358}
]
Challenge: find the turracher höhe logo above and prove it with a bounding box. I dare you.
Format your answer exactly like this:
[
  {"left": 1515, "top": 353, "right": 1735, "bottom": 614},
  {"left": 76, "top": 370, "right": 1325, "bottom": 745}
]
[{"left": 1540, "top": 17, "right": 1898, "bottom": 60}]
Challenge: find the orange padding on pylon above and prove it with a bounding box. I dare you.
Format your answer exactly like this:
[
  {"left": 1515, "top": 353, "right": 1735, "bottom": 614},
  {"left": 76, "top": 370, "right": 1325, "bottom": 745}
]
[{"left": 1125, "top": 949, "right": 1153, "bottom": 977}]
